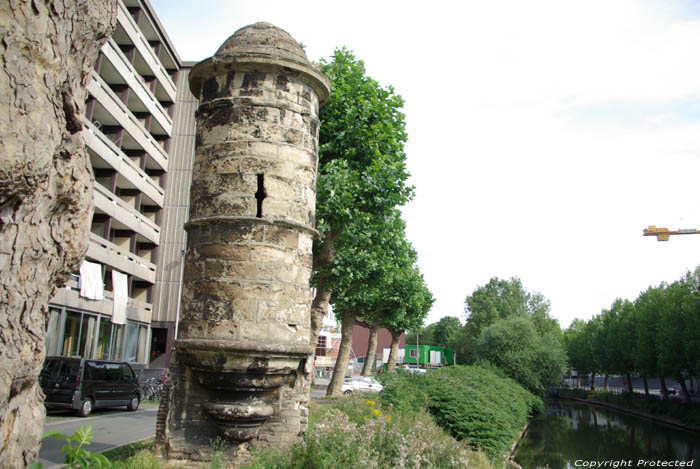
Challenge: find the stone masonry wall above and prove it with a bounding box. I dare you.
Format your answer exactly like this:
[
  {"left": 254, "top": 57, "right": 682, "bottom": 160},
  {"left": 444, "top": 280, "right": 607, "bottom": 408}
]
[{"left": 161, "top": 23, "right": 329, "bottom": 465}]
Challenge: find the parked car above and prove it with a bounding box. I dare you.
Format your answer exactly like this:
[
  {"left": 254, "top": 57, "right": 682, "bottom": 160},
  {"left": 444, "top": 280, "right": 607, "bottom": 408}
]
[
  {"left": 400, "top": 365, "right": 427, "bottom": 374},
  {"left": 40, "top": 356, "right": 141, "bottom": 417},
  {"left": 341, "top": 376, "right": 384, "bottom": 395}
]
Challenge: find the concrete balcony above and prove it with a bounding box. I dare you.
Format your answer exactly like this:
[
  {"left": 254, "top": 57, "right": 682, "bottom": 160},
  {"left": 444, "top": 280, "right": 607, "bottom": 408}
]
[
  {"left": 87, "top": 233, "right": 157, "bottom": 284},
  {"left": 51, "top": 279, "right": 153, "bottom": 324},
  {"left": 88, "top": 71, "right": 169, "bottom": 172},
  {"left": 93, "top": 183, "right": 161, "bottom": 245},
  {"left": 101, "top": 38, "right": 173, "bottom": 136},
  {"left": 83, "top": 120, "right": 164, "bottom": 208},
  {"left": 116, "top": 1, "right": 176, "bottom": 103}
]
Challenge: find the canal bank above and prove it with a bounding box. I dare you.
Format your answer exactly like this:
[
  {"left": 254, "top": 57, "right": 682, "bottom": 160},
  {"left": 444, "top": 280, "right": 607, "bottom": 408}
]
[{"left": 513, "top": 400, "right": 700, "bottom": 469}]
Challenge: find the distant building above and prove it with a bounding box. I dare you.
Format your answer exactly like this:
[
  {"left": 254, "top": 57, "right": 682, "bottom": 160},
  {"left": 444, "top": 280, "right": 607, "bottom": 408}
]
[
  {"left": 46, "top": 0, "right": 196, "bottom": 370},
  {"left": 404, "top": 344, "right": 455, "bottom": 367}
]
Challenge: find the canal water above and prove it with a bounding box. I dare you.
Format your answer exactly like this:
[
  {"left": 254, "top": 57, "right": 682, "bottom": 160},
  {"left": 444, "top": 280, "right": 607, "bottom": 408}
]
[{"left": 514, "top": 400, "right": 700, "bottom": 469}]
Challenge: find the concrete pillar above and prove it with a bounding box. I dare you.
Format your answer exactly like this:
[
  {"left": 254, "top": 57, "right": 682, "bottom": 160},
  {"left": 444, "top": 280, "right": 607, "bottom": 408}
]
[{"left": 160, "top": 22, "right": 329, "bottom": 464}]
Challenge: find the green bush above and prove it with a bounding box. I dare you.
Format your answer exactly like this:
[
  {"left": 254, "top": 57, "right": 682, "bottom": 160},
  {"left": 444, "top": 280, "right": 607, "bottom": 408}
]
[{"left": 380, "top": 365, "right": 541, "bottom": 459}]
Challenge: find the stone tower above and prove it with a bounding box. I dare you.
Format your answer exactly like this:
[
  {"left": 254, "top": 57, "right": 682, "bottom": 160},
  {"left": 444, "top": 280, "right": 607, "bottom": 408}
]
[{"left": 160, "top": 23, "right": 329, "bottom": 463}]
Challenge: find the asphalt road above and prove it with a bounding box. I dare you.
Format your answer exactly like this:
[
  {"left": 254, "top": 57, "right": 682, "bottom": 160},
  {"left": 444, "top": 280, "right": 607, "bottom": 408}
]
[
  {"left": 37, "top": 385, "right": 329, "bottom": 468},
  {"left": 38, "top": 406, "right": 157, "bottom": 469}
]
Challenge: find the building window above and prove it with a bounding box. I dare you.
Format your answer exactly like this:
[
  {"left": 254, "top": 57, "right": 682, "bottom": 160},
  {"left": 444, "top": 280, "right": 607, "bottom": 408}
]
[
  {"left": 45, "top": 306, "right": 148, "bottom": 363},
  {"left": 315, "top": 336, "right": 327, "bottom": 357},
  {"left": 46, "top": 308, "right": 61, "bottom": 356},
  {"left": 124, "top": 321, "right": 149, "bottom": 363},
  {"left": 409, "top": 349, "right": 417, "bottom": 359}
]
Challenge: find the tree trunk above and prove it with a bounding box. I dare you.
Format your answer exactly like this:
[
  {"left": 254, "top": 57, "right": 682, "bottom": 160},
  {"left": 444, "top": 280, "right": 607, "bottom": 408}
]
[
  {"left": 625, "top": 372, "right": 633, "bottom": 393},
  {"left": 0, "top": 2, "right": 116, "bottom": 466},
  {"left": 326, "top": 311, "right": 355, "bottom": 397},
  {"left": 361, "top": 322, "right": 379, "bottom": 376},
  {"left": 309, "top": 229, "right": 341, "bottom": 352},
  {"left": 576, "top": 375, "right": 581, "bottom": 389},
  {"left": 604, "top": 374, "right": 609, "bottom": 391},
  {"left": 590, "top": 372, "right": 596, "bottom": 391},
  {"left": 660, "top": 376, "right": 669, "bottom": 399},
  {"left": 678, "top": 375, "right": 691, "bottom": 404},
  {"left": 643, "top": 376, "right": 649, "bottom": 396},
  {"left": 386, "top": 330, "right": 401, "bottom": 373}
]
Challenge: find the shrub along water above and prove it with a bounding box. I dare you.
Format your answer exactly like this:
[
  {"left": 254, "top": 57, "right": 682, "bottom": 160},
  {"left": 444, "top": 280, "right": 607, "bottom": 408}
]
[{"left": 379, "top": 365, "right": 543, "bottom": 459}]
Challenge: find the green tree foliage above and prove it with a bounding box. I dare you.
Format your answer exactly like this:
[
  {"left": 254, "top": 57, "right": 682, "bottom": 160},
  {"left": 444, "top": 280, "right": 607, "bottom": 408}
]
[
  {"left": 633, "top": 285, "right": 663, "bottom": 392},
  {"left": 406, "top": 316, "right": 461, "bottom": 346},
  {"left": 564, "top": 267, "right": 700, "bottom": 403},
  {"left": 451, "top": 276, "right": 562, "bottom": 364},
  {"left": 432, "top": 316, "right": 461, "bottom": 346},
  {"left": 310, "top": 47, "right": 413, "bottom": 348},
  {"left": 563, "top": 319, "right": 598, "bottom": 385},
  {"left": 325, "top": 210, "right": 426, "bottom": 395},
  {"left": 474, "top": 317, "right": 566, "bottom": 395}
]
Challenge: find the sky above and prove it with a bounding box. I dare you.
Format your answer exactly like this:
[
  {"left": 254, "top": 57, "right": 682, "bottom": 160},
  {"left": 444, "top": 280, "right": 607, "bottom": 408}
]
[{"left": 150, "top": 0, "right": 700, "bottom": 328}]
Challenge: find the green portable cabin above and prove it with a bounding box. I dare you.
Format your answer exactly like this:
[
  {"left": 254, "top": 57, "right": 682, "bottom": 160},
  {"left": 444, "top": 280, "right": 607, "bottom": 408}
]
[{"left": 404, "top": 345, "right": 455, "bottom": 367}]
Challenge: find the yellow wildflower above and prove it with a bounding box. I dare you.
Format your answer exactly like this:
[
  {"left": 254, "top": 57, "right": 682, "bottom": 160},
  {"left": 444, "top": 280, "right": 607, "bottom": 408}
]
[
  {"left": 365, "top": 400, "right": 376, "bottom": 407},
  {"left": 372, "top": 408, "right": 381, "bottom": 417}
]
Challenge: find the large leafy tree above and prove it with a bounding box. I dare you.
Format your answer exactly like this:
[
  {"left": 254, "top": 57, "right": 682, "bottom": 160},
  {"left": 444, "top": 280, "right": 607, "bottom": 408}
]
[
  {"left": 310, "top": 47, "right": 413, "bottom": 351},
  {"left": 432, "top": 316, "right": 462, "bottom": 346},
  {"left": 658, "top": 278, "right": 695, "bottom": 403},
  {"left": 382, "top": 266, "right": 434, "bottom": 372},
  {"left": 407, "top": 316, "right": 461, "bottom": 347},
  {"left": 595, "top": 299, "right": 637, "bottom": 391},
  {"left": 452, "top": 276, "right": 560, "bottom": 363},
  {"left": 633, "top": 285, "right": 663, "bottom": 395},
  {"left": 475, "top": 316, "right": 566, "bottom": 395},
  {"left": 324, "top": 210, "right": 417, "bottom": 396}
]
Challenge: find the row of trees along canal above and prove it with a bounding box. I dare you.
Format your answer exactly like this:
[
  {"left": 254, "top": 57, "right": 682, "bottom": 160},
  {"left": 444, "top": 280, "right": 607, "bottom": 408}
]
[
  {"left": 409, "top": 276, "right": 569, "bottom": 397},
  {"left": 564, "top": 267, "right": 700, "bottom": 404},
  {"left": 311, "top": 48, "right": 434, "bottom": 397}
]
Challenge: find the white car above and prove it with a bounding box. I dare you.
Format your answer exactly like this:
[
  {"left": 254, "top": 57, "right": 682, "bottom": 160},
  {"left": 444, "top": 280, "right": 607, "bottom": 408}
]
[
  {"left": 341, "top": 376, "right": 383, "bottom": 395},
  {"left": 400, "top": 365, "right": 427, "bottom": 374}
]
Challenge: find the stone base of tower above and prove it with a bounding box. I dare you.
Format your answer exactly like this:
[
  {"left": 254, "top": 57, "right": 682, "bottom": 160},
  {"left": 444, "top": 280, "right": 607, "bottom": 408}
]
[{"left": 157, "top": 340, "right": 312, "bottom": 465}]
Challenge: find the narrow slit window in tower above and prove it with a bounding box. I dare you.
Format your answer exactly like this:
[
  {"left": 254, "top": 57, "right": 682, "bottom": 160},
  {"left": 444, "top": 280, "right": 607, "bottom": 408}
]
[{"left": 255, "top": 174, "right": 267, "bottom": 218}]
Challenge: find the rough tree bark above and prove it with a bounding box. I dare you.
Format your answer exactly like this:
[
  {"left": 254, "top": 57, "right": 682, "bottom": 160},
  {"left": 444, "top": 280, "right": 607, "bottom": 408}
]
[
  {"left": 386, "top": 330, "right": 401, "bottom": 373},
  {"left": 309, "top": 229, "right": 341, "bottom": 351},
  {"left": 361, "top": 322, "right": 379, "bottom": 376},
  {"left": 660, "top": 376, "right": 669, "bottom": 399},
  {"left": 625, "top": 372, "right": 633, "bottom": 393},
  {"left": 0, "top": 1, "right": 116, "bottom": 466},
  {"left": 326, "top": 310, "right": 355, "bottom": 397}
]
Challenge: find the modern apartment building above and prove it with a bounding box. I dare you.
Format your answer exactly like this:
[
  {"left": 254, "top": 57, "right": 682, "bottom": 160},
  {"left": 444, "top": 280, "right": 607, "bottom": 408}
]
[{"left": 46, "top": 0, "right": 196, "bottom": 370}]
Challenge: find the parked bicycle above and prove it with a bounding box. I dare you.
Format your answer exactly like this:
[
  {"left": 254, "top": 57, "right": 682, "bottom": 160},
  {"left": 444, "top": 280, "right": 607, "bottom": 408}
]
[{"left": 141, "top": 377, "right": 163, "bottom": 401}]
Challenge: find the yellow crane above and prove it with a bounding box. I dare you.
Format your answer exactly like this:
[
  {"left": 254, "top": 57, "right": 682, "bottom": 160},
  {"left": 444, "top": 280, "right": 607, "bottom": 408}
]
[{"left": 643, "top": 225, "right": 700, "bottom": 241}]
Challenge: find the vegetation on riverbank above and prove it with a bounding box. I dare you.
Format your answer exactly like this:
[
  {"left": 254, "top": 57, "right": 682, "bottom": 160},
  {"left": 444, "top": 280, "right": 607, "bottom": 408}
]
[
  {"left": 86, "top": 365, "right": 540, "bottom": 468},
  {"left": 380, "top": 365, "right": 542, "bottom": 460},
  {"left": 556, "top": 388, "right": 700, "bottom": 431},
  {"left": 93, "top": 396, "right": 494, "bottom": 469}
]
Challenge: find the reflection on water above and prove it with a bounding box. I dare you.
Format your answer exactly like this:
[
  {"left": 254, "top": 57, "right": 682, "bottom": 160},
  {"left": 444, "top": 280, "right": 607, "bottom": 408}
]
[{"left": 514, "top": 400, "right": 700, "bottom": 469}]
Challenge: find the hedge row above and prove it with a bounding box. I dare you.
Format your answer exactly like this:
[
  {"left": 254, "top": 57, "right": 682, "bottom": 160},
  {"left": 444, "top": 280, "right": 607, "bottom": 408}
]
[{"left": 378, "top": 365, "right": 542, "bottom": 459}]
